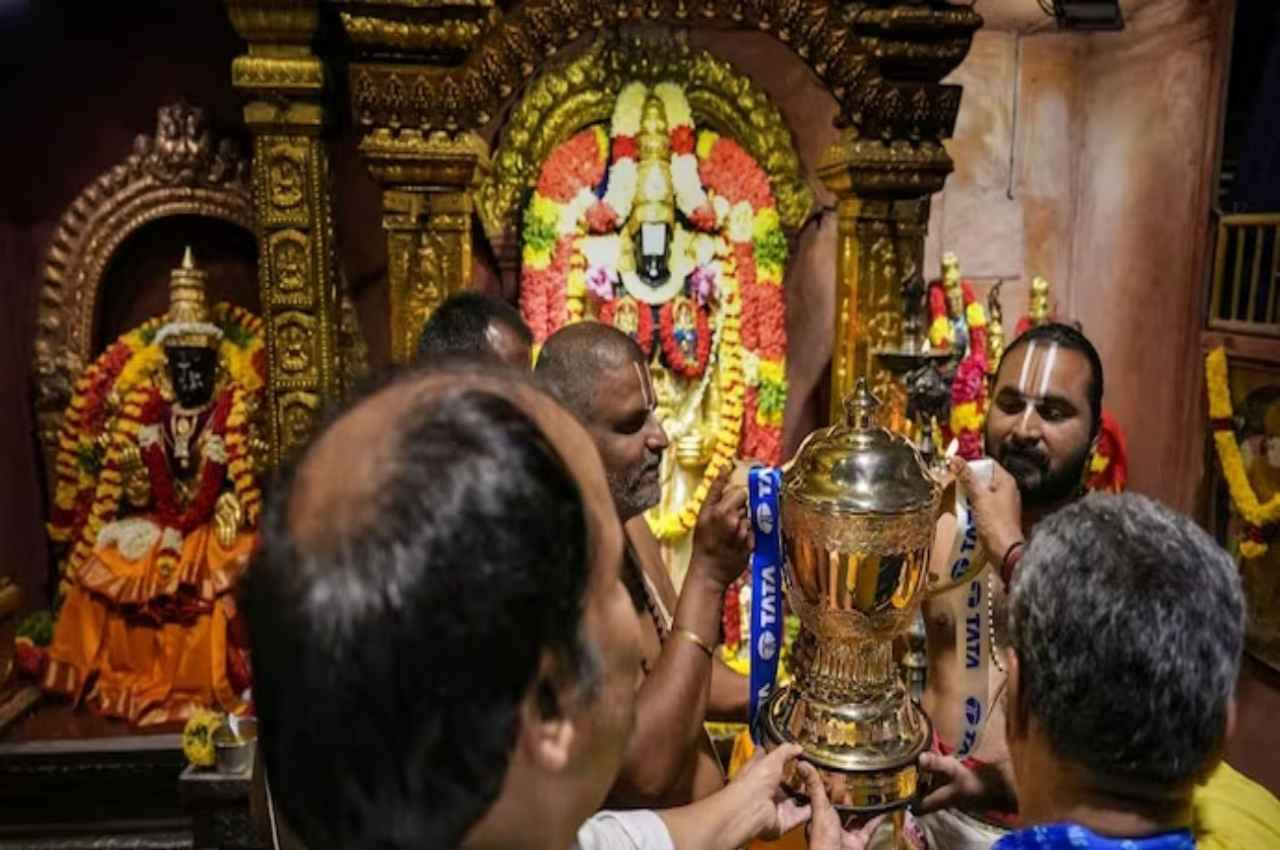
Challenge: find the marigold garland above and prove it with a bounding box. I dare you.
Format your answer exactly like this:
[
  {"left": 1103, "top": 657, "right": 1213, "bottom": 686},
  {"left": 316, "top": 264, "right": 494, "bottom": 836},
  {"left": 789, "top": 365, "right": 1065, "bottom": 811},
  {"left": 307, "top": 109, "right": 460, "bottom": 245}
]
[
  {"left": 1206, "top": 346, "right": 1280, "bottom": 558},
  {"left": 49, "top": 304, "right": 265, "bottom": 583}
]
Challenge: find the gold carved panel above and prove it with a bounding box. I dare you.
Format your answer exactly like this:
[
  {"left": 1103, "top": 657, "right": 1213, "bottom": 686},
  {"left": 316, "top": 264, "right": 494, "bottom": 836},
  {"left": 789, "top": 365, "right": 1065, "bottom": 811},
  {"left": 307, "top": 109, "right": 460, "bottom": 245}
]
[
  {"left": 263, "top": 141, "right": 310, "bottom": 228},
  {"left": 273, "top": 310, "right": 318, "bottom": 380},
  {"left": 278, "top": 390, "right": 322, "bottom": 459},
  {"left": 347, "top": 1, "right": 980, "bottom": 141},
  {"left": 267, "top": 228, "right": 312, "bottom": 307}
]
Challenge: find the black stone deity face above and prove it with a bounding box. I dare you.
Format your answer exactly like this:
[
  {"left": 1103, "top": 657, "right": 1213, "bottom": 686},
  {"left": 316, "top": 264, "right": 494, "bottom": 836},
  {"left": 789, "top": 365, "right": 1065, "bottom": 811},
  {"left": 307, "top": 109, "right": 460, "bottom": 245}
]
[
  {"left": 635, "top": 222, "right": 670, "bottom": 285},
  {"left": 165, "top": 346, "right": 218, "bottom": 409}
]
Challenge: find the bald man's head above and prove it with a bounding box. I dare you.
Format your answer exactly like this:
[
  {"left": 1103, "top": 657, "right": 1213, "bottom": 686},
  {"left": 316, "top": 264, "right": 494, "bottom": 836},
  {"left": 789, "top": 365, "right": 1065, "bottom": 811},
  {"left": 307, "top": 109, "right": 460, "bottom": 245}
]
[
  {"left": 534, "top": 322, "right": 669, "bottom": 520},
  {"left": 535, "top": 322, "right": 646, "bottom": 421},
  {"left": 246, "top": 365, "right": 616, "bottom": 850}
]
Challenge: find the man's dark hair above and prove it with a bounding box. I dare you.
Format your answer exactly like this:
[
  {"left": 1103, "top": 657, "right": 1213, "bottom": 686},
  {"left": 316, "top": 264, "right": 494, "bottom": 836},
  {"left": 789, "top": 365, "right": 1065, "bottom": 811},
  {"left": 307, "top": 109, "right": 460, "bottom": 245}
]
[
  {"left": 534, "top": 322, "right": 645, "bottom": 421},
  {"left": 416, "top": 292, "right": 532, "bottom": 361},
  {"left": 1009, "top": 492, "right": 1244, "bottom": 788},
  {"left": 246, "top": 369, "right": 595, "bottom": 850},
  {"left": 1000, "top": 322, "right": 1104, "bottom": 438}
]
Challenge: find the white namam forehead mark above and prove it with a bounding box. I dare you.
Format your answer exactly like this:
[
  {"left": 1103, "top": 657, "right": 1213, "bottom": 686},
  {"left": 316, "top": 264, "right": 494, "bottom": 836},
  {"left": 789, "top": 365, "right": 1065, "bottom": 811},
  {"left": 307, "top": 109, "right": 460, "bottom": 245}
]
[
  {"left": 1010, "top": 340, "right": 1062, "bottom": 429},
  {"left": 634, "top": 361, "right": 656, "bottom": 411}
]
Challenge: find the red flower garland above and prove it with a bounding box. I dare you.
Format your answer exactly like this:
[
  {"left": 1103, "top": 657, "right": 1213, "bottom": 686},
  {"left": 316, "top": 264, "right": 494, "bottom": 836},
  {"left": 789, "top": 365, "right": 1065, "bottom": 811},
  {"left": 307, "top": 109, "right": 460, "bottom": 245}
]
[
  {"left": 670, "top": 125, "right": 695, "bottom": 156},
  {"left": 139, "top": 387, "right": 233, "bottom": 534},
  {"left": 658, "top": 300, "right": 712, "bottom": 379},
  {"left": 521, "top": 240, "right": 573, "bottom": 342},
  {"left": 585, "top": 204, "right": 619, "bottom": 233},
  {"left": 535, "top": 129, "right": 606, "bottom": 203},
  {"left": 697, "top": 137, "right": 773, "bottom": 210},
  {"left": 689, "top": 206, "right": 717, "bottom": 231},
  {"left": 612, "top": 135, "right": 637, "bottom": 161},
  {"left": 598, "top": 298, "right": 654, "bottom": 357},
  {"left": 741, "top": 387, "right": 783, "bottom": 464}
]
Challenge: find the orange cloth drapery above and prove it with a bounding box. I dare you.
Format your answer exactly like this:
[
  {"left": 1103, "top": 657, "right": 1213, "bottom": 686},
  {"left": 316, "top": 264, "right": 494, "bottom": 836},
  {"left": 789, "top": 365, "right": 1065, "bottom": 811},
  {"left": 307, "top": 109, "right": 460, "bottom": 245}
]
[{"left": 44, "top": 521, "right": 253, "bottom": 726}]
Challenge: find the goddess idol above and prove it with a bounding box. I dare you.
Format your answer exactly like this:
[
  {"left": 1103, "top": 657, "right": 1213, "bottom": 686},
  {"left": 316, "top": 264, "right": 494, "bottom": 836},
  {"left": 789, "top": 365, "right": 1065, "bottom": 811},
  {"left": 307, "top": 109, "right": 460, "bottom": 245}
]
[
  {"left": 41, "top": 250, "right": 265, "bottom": 725},
  {"left": 519, "top": 79, "right": 789, "bottom": 599}
]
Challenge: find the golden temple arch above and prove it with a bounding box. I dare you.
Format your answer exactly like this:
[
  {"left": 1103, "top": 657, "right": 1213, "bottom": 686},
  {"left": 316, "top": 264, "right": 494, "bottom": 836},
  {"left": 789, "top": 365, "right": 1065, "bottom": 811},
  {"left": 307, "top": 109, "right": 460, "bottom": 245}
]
[{"left": 220, "top": 0, "right": 980, "bottom": 463}]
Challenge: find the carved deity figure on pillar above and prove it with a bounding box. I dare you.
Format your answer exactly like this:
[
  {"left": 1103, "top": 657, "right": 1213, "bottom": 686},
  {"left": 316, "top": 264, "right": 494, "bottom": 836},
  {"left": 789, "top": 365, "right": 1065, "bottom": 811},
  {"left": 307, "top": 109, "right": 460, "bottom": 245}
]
[
  {"left": 38, "top": 249, "right": 266, "bottom": 725},
  {"left": 518, "top": 80, "right": 788, "bottom": 598}
]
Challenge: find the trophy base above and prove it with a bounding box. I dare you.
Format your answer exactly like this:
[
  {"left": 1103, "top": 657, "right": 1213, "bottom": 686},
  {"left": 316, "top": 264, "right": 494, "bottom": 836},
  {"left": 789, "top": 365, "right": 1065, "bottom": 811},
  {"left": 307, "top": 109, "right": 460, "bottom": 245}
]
[{"left": 758, "top": 684, "right": 932, "bottom": 814}]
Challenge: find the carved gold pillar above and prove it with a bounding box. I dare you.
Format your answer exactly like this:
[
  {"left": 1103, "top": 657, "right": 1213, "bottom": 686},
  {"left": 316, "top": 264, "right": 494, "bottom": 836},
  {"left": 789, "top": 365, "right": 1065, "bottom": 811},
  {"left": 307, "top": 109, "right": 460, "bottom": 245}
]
[
  {"left": 358, "top": 130, "right": 485, "bottom": 363},
  {"left": 819, "top": 136, "right": 949, "bottom": 421},
  {"left": 227, "top": 0, "right": 340, "bottom": 465},
  {"left": 818, "top": 4, "right": 981, "bottom": 423},
  {"left": 337, "top": 1, "right": 496, "bottom": 364}
]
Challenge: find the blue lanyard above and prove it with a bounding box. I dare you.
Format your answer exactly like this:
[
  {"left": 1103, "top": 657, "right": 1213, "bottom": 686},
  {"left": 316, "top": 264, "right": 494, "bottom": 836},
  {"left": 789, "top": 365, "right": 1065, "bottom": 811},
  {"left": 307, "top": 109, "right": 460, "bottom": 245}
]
[{"left": 747, "top": 466, "right": 784, "bottom": 740}]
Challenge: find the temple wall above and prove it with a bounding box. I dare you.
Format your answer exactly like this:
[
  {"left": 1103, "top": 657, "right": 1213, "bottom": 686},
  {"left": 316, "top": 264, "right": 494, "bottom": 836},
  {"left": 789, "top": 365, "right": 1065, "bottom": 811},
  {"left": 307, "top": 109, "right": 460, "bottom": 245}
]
[
  {"left": 921, "top": 0, "right": 1229, "bottom": 513},
  {"left": 1069, "top": 0, "right": 1229, "bottom": 512}
]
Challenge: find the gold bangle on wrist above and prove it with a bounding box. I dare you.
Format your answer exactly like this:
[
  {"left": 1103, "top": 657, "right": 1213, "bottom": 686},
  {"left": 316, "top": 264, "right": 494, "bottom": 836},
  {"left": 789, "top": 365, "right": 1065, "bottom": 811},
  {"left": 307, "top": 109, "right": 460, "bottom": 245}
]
[{"left": 671, "top": 627, "right": 714, "bottom": 658}]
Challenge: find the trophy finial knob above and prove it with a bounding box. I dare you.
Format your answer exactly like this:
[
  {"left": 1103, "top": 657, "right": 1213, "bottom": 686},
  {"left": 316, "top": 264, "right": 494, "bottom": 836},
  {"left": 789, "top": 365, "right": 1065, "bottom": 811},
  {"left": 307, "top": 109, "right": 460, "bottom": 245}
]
[{"left": 843, "top": 379, "right": 881, "bottom": 430}]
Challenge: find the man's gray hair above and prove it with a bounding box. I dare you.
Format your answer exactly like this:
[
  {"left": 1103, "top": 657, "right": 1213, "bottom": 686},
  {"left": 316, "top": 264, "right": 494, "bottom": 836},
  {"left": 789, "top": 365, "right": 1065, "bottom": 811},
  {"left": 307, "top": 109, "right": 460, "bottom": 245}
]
[{"left": 1008, "top": 492, "right": 1244, "bottom": 787}]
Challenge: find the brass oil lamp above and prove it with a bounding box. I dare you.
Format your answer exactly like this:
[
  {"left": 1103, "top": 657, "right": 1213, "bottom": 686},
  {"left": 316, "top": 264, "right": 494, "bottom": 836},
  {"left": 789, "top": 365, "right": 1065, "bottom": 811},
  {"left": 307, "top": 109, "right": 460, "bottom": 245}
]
[{"left": 760, "top": 379, "right": 940, "bottom": 814}]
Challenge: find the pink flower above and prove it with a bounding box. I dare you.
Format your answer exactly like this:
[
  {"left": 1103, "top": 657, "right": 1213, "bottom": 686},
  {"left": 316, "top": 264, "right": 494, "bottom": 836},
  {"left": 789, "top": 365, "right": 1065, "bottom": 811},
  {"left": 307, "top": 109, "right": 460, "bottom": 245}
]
[
  {"left": 587, "top": 265, "right": 617, "bottom": 301},
  {"left": 690, "top": 264, "right": 717, "bottom": 305},
  {"left": 951, "top": 356, "right": 985, "bottom": 404}
]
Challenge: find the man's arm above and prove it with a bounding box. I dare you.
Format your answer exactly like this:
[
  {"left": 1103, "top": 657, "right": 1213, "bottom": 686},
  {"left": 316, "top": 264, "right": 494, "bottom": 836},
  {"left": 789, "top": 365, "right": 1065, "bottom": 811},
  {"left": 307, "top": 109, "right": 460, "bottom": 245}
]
[
  {"left": 706, "top": 657, "right": 748, "bottom": 722},
  {"left": 610, "top": 470, "right": 750, "bottom": 805},
  {"left": 916, "top": 751, "right": 1018, "bottom": 815},
  {"left": 610, "top": 568, "right": 725, "bottom": 806},
  {"left": 656, "top": 744, "right": 808, "bottom": 850},
  {"left": 579, "top": 746, "right": 809, "bottom": 850}
]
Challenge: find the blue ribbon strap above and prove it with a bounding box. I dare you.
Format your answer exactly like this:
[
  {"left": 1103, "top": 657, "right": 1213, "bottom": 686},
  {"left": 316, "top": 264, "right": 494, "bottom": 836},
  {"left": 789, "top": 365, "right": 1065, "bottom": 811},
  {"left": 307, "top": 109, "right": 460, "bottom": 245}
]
[{"left": 748, "top": 466, "right": 784, "bottom": 741}]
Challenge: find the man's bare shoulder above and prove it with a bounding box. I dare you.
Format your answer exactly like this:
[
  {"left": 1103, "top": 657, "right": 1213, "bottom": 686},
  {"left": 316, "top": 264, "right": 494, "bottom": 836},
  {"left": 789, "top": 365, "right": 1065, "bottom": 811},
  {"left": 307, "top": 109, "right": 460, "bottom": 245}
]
[{"left": 625, "top": 516, "right": 678, "bottom": 608}]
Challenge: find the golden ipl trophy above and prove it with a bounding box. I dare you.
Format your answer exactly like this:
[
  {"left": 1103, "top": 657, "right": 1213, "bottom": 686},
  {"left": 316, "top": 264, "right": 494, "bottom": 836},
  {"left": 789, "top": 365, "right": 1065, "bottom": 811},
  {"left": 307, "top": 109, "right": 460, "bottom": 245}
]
[{"left": 760, "top": 378, "right": 940, "bottom": 816}]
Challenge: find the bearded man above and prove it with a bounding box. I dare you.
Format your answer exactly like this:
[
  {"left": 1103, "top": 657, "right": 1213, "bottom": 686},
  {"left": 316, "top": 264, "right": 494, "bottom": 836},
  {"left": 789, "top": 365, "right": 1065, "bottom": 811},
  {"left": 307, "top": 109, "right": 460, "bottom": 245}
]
[
  {"left": 917, "top": 323, "right": 1280, "bottom": 850},
  {"left": 536, "top": 322, "right": 750, "bottom": 809},
  {"left": 912, "top": 322, "right": 1100, "bottom": 847}
]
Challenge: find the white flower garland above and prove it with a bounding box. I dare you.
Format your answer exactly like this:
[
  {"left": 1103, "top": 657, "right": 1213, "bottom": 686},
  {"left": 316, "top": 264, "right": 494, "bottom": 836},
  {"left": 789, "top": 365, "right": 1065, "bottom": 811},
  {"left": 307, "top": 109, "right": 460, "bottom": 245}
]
[
  {"left": 654, "top": 82, "right": 711, "bottom": 224},
  {"left": 594, "top": 82, "right": 648, "bottom": 227}
]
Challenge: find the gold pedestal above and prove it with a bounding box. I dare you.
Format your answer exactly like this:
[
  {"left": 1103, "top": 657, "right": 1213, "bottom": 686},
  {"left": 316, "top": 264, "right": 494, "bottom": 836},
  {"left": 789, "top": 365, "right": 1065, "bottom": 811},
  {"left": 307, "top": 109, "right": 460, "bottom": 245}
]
[{"left": 761, "top": 635, "right": 931, "bottom": 812}]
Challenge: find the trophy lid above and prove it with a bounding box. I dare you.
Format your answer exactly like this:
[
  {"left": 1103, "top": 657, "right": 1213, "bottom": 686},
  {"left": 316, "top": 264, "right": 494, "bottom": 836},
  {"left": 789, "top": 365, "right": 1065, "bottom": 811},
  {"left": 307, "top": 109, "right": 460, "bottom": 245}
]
[{"left": 783, "top": 379, "right": 937, "bottom": 515}]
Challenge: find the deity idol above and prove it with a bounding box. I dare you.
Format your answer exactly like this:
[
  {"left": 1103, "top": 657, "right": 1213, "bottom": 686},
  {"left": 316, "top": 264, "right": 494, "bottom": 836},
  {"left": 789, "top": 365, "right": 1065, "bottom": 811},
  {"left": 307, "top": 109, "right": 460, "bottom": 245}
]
[
  {"left": 927, "top": 253, "right": 988, "bottom": 459},
  {"left": 519, "top": 79, "right": 789, "bottom": 593},
  {"left": 41, "top": 249, "right": 265, "bottom": 725}
]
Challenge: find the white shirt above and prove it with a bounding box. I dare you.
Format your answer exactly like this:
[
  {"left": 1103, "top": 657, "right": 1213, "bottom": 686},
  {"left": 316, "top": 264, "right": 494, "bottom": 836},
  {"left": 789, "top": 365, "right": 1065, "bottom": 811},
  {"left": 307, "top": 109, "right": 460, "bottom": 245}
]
[{"left": 573, "top": 810, "right": 674, "bottom": 850}]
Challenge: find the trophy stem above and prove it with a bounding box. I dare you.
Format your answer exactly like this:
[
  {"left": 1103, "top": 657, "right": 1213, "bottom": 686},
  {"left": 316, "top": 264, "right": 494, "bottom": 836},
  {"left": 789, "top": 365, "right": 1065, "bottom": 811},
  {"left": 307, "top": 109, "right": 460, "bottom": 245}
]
[{"left": 793, "top": 629, "right": 897, "bottom": 704}]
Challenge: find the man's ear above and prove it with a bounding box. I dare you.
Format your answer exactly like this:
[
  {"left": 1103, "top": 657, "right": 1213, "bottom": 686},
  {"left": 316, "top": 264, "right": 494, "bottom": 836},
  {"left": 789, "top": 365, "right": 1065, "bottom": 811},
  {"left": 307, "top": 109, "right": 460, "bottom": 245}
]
[{"left": 516, "top": 651, "right": 577, "bottom": 773}]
